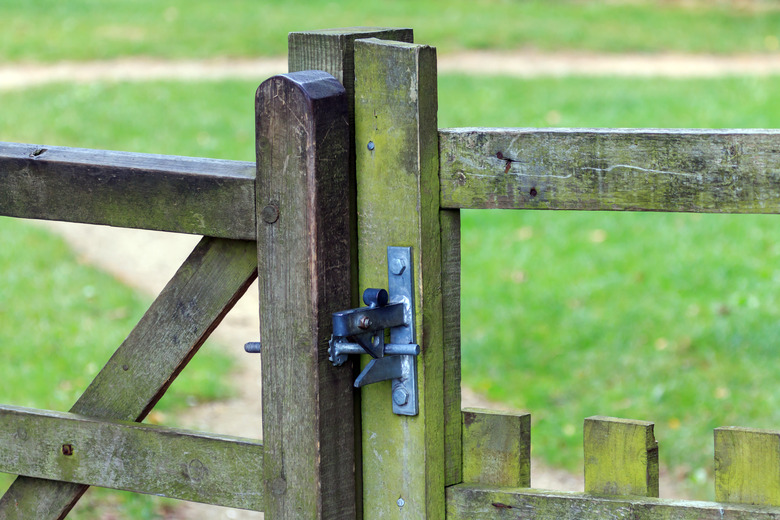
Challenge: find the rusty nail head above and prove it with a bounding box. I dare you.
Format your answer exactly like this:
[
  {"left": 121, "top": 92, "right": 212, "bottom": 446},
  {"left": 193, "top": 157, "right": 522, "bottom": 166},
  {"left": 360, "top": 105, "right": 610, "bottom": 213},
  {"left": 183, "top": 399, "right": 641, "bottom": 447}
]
[
  {"left": 358, "top": 315, "right": 372, "bottom": 330},
  {"left": 62, "top": 444, "right": 74, "bottom": 456},
  {"left": 261, "top": 204, "right": 279, "bottom": 224}
]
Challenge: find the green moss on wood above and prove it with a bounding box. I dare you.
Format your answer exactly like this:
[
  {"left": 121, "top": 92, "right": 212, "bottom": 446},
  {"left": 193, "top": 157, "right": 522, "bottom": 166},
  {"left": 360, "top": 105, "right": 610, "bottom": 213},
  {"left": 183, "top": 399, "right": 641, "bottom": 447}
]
[
  {"left": 355, "top": 38, "right": 444, "bottom": 518},
  {"left": 715, "top": 426, "right": 780, "bottom": 507},
  {"left": 584, "top": 416, "right": 659, "bottom": 498},
  {"left": 446, "top": 485, "right": 780, "bottom": 520},
  {"left": 462, "top": 408, "right": 530, "bottom": 488}
]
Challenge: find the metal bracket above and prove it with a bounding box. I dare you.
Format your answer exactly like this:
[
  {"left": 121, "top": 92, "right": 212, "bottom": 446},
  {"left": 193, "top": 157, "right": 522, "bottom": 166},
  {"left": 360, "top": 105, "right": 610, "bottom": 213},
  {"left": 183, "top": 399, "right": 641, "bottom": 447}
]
[{"left": 329, "top": 247, "right": 419, "bottom": 416}]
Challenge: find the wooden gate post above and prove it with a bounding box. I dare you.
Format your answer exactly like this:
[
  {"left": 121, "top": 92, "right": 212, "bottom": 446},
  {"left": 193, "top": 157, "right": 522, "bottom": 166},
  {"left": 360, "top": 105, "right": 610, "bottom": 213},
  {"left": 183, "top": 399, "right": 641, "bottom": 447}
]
[
  {"left": 255, "top": 72, "right": 352, "bottom": 518},
  {"left": 353, "top": 38, "right": 446, "bottom": 518}
]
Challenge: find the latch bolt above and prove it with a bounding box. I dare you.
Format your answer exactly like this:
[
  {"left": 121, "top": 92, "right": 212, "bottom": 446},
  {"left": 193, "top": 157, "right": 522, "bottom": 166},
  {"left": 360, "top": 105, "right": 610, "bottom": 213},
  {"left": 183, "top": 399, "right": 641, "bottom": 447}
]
[{"left": 328, "top": 247, "right": 419, "bottom": 416}]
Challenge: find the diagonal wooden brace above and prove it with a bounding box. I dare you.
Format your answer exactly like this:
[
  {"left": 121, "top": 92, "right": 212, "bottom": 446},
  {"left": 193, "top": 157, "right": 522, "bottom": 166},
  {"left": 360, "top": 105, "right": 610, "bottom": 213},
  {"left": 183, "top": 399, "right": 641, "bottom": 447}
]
[{"left": 0, "top": 237, "right": 258, "bottom": 519}]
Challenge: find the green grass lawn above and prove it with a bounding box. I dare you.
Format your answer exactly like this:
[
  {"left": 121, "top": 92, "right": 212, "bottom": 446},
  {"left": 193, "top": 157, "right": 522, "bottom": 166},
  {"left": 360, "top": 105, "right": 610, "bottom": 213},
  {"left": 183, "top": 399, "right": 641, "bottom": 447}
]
[
  {"left": 2, "top": 0, "right": 780, "bottom": 62},
  {"left": 2, "top": 73, "right": 780, "bottom": 505}
]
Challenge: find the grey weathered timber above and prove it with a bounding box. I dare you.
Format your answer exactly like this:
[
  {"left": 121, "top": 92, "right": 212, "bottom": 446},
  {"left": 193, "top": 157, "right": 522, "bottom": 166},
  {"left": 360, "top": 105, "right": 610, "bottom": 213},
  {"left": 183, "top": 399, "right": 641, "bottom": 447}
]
[
  {"left": 0, "top": 237, "right": 258, "bottom": 518},
  {"left": 0, "top": 142, "right": 255, "bottom": 238},
  {"left": 446, "top": 485, "right": 780, "bottom": 520},
  {"left": 0, "top": 405, "right": 263, "bottom": 510},
  {"left": 256, "top": 71, "right": 353, "bottom": 519},
  {"left": 462, "top": 409, "right": 531, "bottom": 488},
  {"left": 354, "top": 38, "right": 444, "bottom": 519},
  {"left": 441, "top": 209, "right": 462, "bottom": 487},
  {"left": 439, "top": 128, "right": 780, "bottom": 213}
]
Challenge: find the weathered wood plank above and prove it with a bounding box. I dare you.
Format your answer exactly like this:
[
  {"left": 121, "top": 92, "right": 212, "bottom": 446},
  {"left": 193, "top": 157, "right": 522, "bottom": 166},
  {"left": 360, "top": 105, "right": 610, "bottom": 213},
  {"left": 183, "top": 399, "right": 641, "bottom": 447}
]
[
  {"left": 462, "top": 408, "right": 531, "bottom": 488},
  {"left": 0, "top": 405, "right": 263, "bottom": 510},
  {"left": 584, "top": 416, "right": 659, "bottom": 498},
  {"left": 0, "top": 237, "right": 258, "bottom": 518},
  {"left": 354, "top": 38, "right": 444, "bottom": 518},
  {"left": 0, "top": 142, "right": 255, "bottom": 238},
  {"left": 289, "top": 27, "right": 414, "bottom": 306},
  {"left": 715, "top": 426, "right": 780, "bottom": 506},
  {"left": 439, "top": 128, "right": 780, "bottom": 213},
  {"left": 288, "top": 29, "right": 414, "bottom": 518},
  {"left": 446, "top": 485, "right": 780, "bottom": 520},
  {"left": 441, "top": 209, "right": 462, "bottom": 487},
  {"left": 255, "top": 71, "right": 353, "bottom": 519}
]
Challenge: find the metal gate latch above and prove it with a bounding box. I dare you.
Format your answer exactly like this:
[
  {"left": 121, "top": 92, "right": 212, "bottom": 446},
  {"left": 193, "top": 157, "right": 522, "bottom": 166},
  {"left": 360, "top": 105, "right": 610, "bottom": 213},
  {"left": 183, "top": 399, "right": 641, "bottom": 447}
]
[{"left": 328, "top": 246, "right": 419, "bottom": 416}]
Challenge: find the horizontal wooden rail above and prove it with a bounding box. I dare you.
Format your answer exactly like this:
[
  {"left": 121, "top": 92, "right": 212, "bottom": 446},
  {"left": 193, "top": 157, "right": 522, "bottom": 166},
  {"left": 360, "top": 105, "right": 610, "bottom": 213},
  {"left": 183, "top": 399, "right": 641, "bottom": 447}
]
[
  {"left": 0, "top": 142, "right": 255, "bottom": 239},
  {"left": 446, "top": 485, "right": 780, "bottom": 519},
  {"left": 0, "top": 405, "right": 264, "bottom": 510},
  {"left": 439, "top": 128, "right": 780, "bottom": 214}
]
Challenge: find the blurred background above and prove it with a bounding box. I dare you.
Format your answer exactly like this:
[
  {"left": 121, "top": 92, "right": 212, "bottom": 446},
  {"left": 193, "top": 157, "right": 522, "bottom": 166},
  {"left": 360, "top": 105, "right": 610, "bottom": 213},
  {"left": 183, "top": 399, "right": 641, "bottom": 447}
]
[{"left": 3, "top": 0, "right": 780, "bottom": 517}]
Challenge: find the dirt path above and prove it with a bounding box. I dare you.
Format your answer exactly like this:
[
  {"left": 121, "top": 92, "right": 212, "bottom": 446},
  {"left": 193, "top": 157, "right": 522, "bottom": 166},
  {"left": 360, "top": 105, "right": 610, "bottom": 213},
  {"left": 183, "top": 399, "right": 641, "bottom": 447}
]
[{"left": 5, "top": 51, "right": 780, "bottom": 90}]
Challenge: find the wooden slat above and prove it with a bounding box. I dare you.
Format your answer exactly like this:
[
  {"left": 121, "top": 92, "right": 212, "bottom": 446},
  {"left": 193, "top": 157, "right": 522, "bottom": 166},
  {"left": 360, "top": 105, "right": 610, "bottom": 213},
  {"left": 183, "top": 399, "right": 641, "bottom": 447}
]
[
  {"left": 289, "top": 27, "right": 414, "bottom": 307},
  {"left": 439, "top": 128, "right": 780, "bottom": 213},
  {"left": 0, "top": 237, "right": 258, "bottom": 518},
  {"left": 715, "top": 426, "right": 780, "bottom": 506},
  {"left": 354, "top": 38, "right": 444, "bottom": 518},
  {"left": 288, "top": 29, "right": 415, "bottom": 517},
  {"left": 462, "top": 408, "right": 531, "bottom": 488},
  {"left": 0, "top": 405, "right": 263, "bottom": 510},
  {"left": 584, "top": 416, "right": 659, "bottom": 498},
  {"left": 441, "top": 209, "right": 462, "bottom": 487},
  {"left": 256, "top": 71, "right": 354, "bottom": 519},
  {"left": 446, "top": 485, "right": 780, "bottom": 520},
  {"left": 0, "top": 142, "right": 255, "bottom": 238}
]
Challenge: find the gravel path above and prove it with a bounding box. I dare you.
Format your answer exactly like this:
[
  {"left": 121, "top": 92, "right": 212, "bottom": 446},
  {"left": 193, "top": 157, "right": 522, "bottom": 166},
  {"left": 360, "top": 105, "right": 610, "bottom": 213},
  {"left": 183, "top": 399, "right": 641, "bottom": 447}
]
[{"left": 15, "top": 49, "right": 730, "bottom": 516}]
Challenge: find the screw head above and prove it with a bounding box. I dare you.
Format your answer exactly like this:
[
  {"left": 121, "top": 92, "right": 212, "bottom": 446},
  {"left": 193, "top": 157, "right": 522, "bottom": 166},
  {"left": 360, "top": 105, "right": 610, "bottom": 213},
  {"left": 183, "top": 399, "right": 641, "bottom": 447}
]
[
  {"left": 392, "top": 387, "right": 409, "bottom": 406},
  {"left": 261, "top": 204, "right": 279, "bottom": 224},
  {"left": 397, "top": 497, "right": 405, "bottom": 508}
]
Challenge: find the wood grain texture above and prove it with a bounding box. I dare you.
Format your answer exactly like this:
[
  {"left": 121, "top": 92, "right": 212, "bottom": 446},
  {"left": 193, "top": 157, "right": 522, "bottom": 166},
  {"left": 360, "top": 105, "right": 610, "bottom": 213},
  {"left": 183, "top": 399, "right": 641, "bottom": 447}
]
[
  {"left": 354, "top": 38, "right": 444, "bottom": 519},
  {"left": 0, "top": 405, "right": 263, "bottom": 510},
  {"left": 584, "top": 416, "right": 659, "bottom": 498},
  {"left": 289, "top": 27, "right": 414, "bottom": 308},
  {"left": 0, "top": 142, "right": 255, "bottom": 238},
  {"left": 715, "top": 427, "right": 780, "bottom": 506},
  {"left": 256, "top": 71, "right": 353, "bottom": 519},
  {"left": 462, "top": 408, "right": 530, "bottom": 488},
  {"left": 446, "top": 485, "right": 780, "bottom": 520},
  {"left": 439, "top": 128, "right": 780, "bottom": 213},
  {"left": 0, "top": 237, "right": 258, "bottom": 519},
  {"left": 289, "top": 30, "right": 413, "bottom": 519},
  {"left": 441, "top": 209, "right": 462, "bottom": 487}
]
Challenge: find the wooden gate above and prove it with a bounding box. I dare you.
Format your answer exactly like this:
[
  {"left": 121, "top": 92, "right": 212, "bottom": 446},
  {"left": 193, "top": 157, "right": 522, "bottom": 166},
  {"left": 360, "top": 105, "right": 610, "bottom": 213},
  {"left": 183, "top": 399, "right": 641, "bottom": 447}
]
[{"left": 3, "top": 26, "right": 780, "bottom": 519}]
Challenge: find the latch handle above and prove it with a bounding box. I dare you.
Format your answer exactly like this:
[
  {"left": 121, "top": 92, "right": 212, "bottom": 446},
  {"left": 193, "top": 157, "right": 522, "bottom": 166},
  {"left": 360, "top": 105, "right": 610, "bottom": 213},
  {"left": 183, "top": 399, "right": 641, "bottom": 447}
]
[{"left": 328, "top": 246, "right": 419, "bottom": 416}]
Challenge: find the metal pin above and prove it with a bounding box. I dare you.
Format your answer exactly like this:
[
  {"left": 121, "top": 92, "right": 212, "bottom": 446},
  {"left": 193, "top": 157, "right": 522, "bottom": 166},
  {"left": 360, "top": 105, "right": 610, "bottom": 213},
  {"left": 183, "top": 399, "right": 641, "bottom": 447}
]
[{"left": 244, "top": 342, "right": 262, "bottom": 353}]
